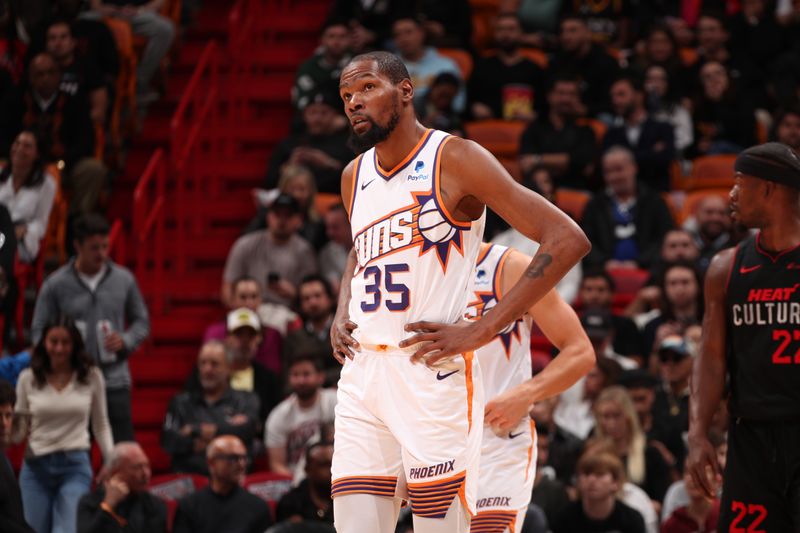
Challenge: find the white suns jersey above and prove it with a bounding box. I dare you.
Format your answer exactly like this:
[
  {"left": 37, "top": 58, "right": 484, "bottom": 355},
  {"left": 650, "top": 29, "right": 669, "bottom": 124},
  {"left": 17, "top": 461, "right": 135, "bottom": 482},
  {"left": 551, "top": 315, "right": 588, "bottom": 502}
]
[
  {"left": 467, "top": 244, "right": 533, "bottom": 399},
  {"left": 347, "top": 129, "right": 485, "bottom": 352}
]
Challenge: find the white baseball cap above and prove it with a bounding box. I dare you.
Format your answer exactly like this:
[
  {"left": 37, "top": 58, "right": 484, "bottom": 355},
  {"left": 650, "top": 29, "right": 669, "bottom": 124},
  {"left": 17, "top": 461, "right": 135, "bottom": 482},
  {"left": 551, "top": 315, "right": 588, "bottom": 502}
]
[{"left": 227, "top": 308, "right": 261, "bottom": 333}]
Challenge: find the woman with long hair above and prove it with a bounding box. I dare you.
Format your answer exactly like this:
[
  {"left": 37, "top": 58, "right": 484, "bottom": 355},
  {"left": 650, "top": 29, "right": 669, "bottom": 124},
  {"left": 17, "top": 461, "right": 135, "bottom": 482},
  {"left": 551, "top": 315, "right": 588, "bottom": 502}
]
[
  {"left": 0, "top": 130, "right": 56, "bottom": 262},
  {"left": 593, "top": 386, "right": 672, "bottom": 504},
  {"left": 15, "top": 316, "right": 113, "bottom": 533}
]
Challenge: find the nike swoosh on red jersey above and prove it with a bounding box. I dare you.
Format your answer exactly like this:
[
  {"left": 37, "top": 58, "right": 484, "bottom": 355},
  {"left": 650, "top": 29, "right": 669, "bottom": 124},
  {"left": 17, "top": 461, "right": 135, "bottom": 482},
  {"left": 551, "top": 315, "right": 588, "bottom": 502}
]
[{"left": 739, "top": 264, "right": 762, "bottom": 274}]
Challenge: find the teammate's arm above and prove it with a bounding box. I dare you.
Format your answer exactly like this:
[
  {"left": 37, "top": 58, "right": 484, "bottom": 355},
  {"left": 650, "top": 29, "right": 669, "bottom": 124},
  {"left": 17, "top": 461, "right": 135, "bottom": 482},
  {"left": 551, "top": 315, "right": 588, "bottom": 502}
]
[
  {"left": 687, "top": 248, "right": 732, "bottom": 498},
  {"left": 401, "top": 138, "right": 590, "bottom": 363},
  {"left": 485, "top": 249, "right": 595, "bottom": 432},
  {"left": 330, "top": 160, "right": 360, "bottom": 363}
]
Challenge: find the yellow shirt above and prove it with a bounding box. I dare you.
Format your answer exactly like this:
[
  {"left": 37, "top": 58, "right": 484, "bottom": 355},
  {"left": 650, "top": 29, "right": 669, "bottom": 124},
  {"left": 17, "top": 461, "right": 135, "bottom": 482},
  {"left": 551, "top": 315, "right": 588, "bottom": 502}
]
[{"left": 230, "top": 366, "right": 254, "bottom": 392}]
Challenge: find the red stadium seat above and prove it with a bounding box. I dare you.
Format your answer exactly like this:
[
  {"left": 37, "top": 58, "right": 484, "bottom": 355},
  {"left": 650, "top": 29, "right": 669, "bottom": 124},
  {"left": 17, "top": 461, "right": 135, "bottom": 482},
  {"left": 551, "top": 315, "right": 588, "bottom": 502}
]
[
  {"left": 464, "top": 120, "right": 527, "bottom": 159},
  {"left": 437, "top": 48, "right": 473, "bottom": 79},
  {"left": 244, "top": 471, "right": 293, "bottom": 515},
  {"left": 688, "top": 154, "right": 737, "bottom": 191}
]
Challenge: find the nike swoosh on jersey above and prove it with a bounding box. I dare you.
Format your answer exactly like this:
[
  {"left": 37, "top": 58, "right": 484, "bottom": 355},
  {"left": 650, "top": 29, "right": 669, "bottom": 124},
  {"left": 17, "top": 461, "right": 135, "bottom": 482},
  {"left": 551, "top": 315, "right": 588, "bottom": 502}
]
[
  {"left": 361, "top": 178, "right": 376, "bottom": 190},
  {"left": 436, "top": 370, "right": 458, "bottom": 380},
  {"left": 508, "top": 431, "right": 523, "bottom": 439},
  {"left": 739, "top": 264, "right": 762, "bottom": 274}
]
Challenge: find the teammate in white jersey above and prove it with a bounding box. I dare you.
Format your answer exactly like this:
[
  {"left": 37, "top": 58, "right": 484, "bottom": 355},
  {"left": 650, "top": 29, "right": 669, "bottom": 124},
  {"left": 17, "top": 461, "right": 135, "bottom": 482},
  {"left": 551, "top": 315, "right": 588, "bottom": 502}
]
[
  {"left": 468, "top": 243, "right": 593, "bottom": 533},
  {"left": 330, "top": 51, "right": 590, "bottom": 533}
]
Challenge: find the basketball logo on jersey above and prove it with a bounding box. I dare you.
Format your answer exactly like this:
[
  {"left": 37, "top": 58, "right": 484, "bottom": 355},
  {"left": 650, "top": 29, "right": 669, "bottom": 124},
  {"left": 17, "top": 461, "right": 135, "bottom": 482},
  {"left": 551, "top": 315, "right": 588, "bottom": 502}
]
[
  {"left": 353, "top": 190, "right": 468, "bottom": 272},
  {"left": 466, "top": 290, "right": 522, "bottom": 359}
]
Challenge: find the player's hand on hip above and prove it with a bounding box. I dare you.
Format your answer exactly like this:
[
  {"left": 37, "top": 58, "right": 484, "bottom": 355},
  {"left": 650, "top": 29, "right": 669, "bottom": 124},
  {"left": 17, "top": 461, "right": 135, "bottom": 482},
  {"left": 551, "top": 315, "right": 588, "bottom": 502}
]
[
  {"left": 686, "top": 433, "right": 722, "bottom": 499},
  {"left": 331, "top": 314, "right": 360, "bottom": 364},
  {"left": 485, "top": 388, "right": 531, "bottom": 434},
  {"left": 401, "top": 319, "right": 492, "bottom": 367}
]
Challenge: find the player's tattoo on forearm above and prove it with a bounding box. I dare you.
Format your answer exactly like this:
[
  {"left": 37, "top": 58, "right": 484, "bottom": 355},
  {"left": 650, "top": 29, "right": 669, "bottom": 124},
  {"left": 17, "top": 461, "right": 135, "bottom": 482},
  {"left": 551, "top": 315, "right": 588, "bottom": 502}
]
[{"left": 524, "top": 253, "right": 553, "bottom": 279}]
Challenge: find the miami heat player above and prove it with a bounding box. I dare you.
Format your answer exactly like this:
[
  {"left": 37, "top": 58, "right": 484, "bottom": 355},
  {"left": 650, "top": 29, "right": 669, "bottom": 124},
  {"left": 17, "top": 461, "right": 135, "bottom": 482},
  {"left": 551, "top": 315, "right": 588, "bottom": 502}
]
[{"left": 689, "top": 142, "right": 800, "bottom": 531}]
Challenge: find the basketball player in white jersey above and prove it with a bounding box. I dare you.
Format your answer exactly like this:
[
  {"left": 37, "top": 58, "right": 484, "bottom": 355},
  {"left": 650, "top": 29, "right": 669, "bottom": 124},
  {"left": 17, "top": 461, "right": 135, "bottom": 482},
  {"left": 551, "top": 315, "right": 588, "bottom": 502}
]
[
  {"left": 330, "top": 51, "right": 590, "bottom": 533},
  {"left": 468, "top": 243, "right": 594, "bottom": 532}
]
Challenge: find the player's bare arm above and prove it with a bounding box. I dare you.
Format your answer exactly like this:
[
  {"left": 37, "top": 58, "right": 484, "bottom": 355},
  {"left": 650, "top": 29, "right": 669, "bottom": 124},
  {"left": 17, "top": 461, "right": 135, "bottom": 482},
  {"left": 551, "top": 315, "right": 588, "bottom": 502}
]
[
  {"left": 485, "top": 249, "right": 595, "bottom": 432},
  {"left": 687, "top": 247, "right": 732, "bottom": 498},
  {"left": 330, "top": 160, "right": 361, "bottom": 363},
  {"left": 401, "top": 138, "right": 590, "bottom": 364}
]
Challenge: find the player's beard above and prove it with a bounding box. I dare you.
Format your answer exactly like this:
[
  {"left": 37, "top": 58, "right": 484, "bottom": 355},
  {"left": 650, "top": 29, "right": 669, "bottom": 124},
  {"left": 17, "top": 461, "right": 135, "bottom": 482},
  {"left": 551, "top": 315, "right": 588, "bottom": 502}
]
[{"left": 348, "top": 95, "right": 401, "bottom": 153}]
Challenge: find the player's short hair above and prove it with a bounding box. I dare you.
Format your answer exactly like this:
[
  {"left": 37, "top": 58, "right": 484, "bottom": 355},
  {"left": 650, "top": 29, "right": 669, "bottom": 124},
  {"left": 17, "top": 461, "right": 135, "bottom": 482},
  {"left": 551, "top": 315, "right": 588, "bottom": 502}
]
[
  {"left": 577, "top": 450, "right": 626, "bottom": 483},
  {"left": 348, "top": 51, "right": 410, "bottom": 85}
]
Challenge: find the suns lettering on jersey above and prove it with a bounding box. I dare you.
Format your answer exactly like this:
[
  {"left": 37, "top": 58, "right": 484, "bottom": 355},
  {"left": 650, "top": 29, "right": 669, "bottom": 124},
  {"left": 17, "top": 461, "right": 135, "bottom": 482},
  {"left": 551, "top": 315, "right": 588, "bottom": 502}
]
[{"left": 352, "top": 190, "right": 470, "bottom": 273}]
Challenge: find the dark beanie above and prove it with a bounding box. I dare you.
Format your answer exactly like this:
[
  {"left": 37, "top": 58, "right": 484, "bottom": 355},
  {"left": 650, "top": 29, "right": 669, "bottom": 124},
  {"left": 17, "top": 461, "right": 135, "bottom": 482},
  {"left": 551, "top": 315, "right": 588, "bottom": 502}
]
[{"left": 734, "top": 142, "right": 800, "bottom": 189}]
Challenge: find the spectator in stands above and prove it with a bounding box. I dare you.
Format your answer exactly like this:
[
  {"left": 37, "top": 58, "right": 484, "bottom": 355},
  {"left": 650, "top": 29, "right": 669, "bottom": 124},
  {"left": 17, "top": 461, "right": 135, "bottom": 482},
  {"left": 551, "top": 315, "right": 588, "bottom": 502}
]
[
  {"left": 223, "top": 308, "right": 281, "bottom": 426},
  {"left": 293, "top": 18, "right": 352, "bottom": 113},
  {"left": 415, "top": 0, "right": 473, "bottom": 49},
  {"left": 580, "top": 308, "right": 639, "bottom": 370},
  {"left": 686, "top": 195, "right": 733, "bottom": 272},
  {"left": 529, "top": 426, "right": 570, "bottom": 526},
  {"left": 548, "top": 14, "right": 620, "bottom": 117},
  {"left": 45, "top": 19, "right": 107, "bottom": 124},
  {"left": 579, "top": 268, "right": 644, "bottom": 360},
  {"left": 617, "top": 369, "right": 685, "bottom": 479},
  {"left": 32, "top": 214, "right": 149, "bottom": 442},
  {"left": 162, "top": 340, "right": 260, "bottom": 475},
  {"left": 634, "top": 25, "right": 691, "bottom": 100},
  {"left": 643, "top": 65, "right": 693, "bottom": 155},
  {"left": 0, "top": 52, "right": 106, "bottom": 218},
  {"left": 604, "top": 75, "right": 675, "bottom": 192},
  {"left": 265, "top": 94, "right": 353, "bottom": 195},
  {"left": 530, "top": 396, "right": 584, "bottom": 486},
  {"left": 276, "top": 442, "right": 334, "bottom": 525},
  {"left": 730, "top": 0, "right": 783, "bottom": 73},
  {"left": 415, "top": 72, "right": 464, "bottom": 136},
  {"left": 331, "top": 0, "right": 401, "bottom": 53},
  {"left": 518, "top": 75, "right": 597, "bottom": 189},
  {"left": 691, "top": 61, "right": 756, "bottom": 156},
  {"left": 773, "top": 107, "right": 800, "bottom": 151},
  {"left": 0, "top": 379, "right": 32, "bottom": 533},
  {"left": 76, "top": 442, "right": 167, "bottom": 533},
  {"left": 319, "top": 204, "right": 351, "bottom": 294},
  {"left": 641, "top": 262, "right": 703, "bottom": 355},
  {"left": 593, "top": 386, "right": 672, "bottom": 503},
  {"left": 581, "top": 146, "right": 674, "bottom": 269},
  {"left": 554, "top": 356, "right": 622, "bottom": 440},
  {"left": 0, "top": 130, "right": 56, "bottom": 262},
  {"left": 222, "top": 193, "right": 318, "bottom": 308},
  {"left": 266, "top": 355, "right": 337, "bottom": 479},
  {"left": 563, "top": 0, "right": 632, "bottom": 49},
  {"left": 693, "top": 11, "right": 762, "bottom": 105},
  {"left": 467, "top": 12, "right": 545, "bottom": 121},
  {"left": 204, "top": 277, "right": 283, "bottom": 375},
  {"left": 652, "top": 334, "right": 693, "bottom": 438},
  {"left": 392, "top": 16, "right": 464, "bottom": 112},
  {"left": 15, "top": 316, "right": 114, "bottom": 533},
  {"left": 172, "top": 435, "right": 273, "bottom": 533},
  {"left": 283, "top": 276, "right": 337, "bottom": 386},
  {"left": 85, "top": 0, "right": 174, "bottom": 104},
  {"left": 661, "top": 460, "right": 720, "bottom": 533},
  {"left": 551, "top": 451, "right": 646, "bottom": 533}
]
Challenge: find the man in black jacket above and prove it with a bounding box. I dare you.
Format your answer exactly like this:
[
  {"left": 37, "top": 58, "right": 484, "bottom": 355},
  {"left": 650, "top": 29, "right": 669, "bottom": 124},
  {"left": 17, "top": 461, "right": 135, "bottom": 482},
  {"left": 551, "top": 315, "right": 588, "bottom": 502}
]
[
  {"left": 162, "top": 340, "right": 261, "bottom": 474},
  {"left": 173, "top": 436, "right": 273, "bottom": 533},
  {"left": 581, "top": 146, "right": 674, "bottom": 269},
  {"left": 0, "top": 380, "right": 33, "bottom": 533},
  {"left": 77, "top": 442, "right": 167, "bottom": 533},
  {"left": 603, "top": 75, "right": 675, "bottom": 191}
]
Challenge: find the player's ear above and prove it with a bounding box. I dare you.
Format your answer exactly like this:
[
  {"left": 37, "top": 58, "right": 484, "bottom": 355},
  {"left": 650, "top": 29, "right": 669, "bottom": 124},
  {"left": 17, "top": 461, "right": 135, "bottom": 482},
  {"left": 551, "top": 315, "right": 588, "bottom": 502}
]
[{"left": 399, "top": 79, "right": 414, "bottom": 103}]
